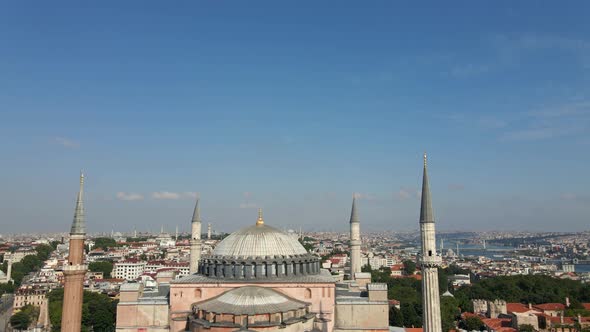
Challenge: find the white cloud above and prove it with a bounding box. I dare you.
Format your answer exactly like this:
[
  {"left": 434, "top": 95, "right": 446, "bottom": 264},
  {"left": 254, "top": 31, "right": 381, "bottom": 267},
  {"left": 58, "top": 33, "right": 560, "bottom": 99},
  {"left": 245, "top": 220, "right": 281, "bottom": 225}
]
[
  {"left": 116, "top": 192, "right": 144, "bottom": 201},
  {"left": 152, "top": 191, "right": 181, "bottom": 200},
  {"left": 353, "top": 193, "right": 378, "bottom": 201},
  {"left": 239, "top": 202, "right": 257, "bottom": 209},
  {"left": 55, "top": 137, "right": 80, "bottom": 148},
  {"left": 448, "top": 184, "right": 465, "bottom": 191},
  {"left": 396, "top": 189, "right": 412, "bottom": 200},
  {"left": 184, "top": 192, "right": 199, "bottom": 199},
  {"left": 560, "top": 193, "right": 577, "bottom": 201}
]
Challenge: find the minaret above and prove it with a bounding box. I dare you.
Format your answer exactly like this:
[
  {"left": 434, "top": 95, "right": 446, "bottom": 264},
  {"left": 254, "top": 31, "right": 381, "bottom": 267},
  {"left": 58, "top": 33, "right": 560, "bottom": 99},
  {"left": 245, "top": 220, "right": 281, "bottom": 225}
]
[
  {"left": 6, "top": 259, "right": 12, "bottom": 282},
  {"left": 189, "top": 197, "right": 202, "bottom": 274},
  {"left": 61, "top": 172, "right": 88, "bottom": 332},
  {"left": 207, "top": 223, "right": 212, "bottom": 240},
  {"left": 349, "top": 195, "right": 361, "bottom": 279},
  {"left": 419, "top": 154, "right": 442, "bottom": 332}
]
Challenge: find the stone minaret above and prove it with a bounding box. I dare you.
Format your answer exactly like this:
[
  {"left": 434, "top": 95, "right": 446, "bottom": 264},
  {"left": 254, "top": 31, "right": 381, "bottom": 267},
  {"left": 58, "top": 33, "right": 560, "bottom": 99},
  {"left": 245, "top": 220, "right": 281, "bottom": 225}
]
[
  {"left": 61, "top": 172, "right": 88, "bottom": 332},
  {"left": 349, "top": 195, "right": 361, "bottom": 279},
  {"left": 207, "top": 223, "right": 212, "bottom": 240},
  {"left": 189, "top": 197, "right": 202, "bottom": 274},
  {"left": 6, "top": 259, "right": 12, "bottom": 282},
  {"left": 419, "top": 154, "right": 442, "bottom": 332}
]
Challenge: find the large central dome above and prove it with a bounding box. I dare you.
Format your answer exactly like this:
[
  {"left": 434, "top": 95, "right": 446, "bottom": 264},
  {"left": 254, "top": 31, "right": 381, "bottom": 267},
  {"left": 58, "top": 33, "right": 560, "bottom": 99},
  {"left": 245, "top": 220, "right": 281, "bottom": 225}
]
[
  {"left": 211, "top": 209, "right": 308, "bottom": 259},
  {"left": 212, "top": 223, "right": 308, "bottom": 259}
]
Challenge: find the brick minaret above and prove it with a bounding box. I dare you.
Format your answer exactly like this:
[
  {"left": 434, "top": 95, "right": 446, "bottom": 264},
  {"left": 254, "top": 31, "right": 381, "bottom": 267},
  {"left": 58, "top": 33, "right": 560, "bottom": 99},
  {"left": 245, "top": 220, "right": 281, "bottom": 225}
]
[
  {"left": 349, "top": 194, "right": 361, "bottom": 279},
  {"left": 189, "top": 197, "right": 202, "bottom": 274},
  {"left": 61, "top": 172, "right": 87, "bottom": 332},
  {"left": 419, "top": 154, "right": 442, "bottom": 332}
]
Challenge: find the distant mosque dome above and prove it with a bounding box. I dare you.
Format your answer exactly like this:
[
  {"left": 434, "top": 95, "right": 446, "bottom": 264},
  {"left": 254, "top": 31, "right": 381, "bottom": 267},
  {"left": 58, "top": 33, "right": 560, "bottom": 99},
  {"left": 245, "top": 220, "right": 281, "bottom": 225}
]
[{"left": 442, "top": 290, "right": 454, "bottom": 297}]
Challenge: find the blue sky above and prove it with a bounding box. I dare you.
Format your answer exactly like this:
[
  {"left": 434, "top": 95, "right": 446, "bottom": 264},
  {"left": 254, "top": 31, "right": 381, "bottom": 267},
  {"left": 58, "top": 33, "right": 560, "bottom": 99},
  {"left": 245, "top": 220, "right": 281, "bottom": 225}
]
[{"left": 1, "top": 2, "right": 589, "bottom": 233}]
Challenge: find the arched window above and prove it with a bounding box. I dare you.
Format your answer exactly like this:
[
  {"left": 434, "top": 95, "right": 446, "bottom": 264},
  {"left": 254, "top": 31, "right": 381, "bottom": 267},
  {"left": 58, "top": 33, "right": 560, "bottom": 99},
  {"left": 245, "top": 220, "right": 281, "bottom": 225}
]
[
  {"left": 195, "top": 289, "right": 202, "bottom": 298},
  {"left": 305, "top": 288, "right": 312, "bottom": 299}
]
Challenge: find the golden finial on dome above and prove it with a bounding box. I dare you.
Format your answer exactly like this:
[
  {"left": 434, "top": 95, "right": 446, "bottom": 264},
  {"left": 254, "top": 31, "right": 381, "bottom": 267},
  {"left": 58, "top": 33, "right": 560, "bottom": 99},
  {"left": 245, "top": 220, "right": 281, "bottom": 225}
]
[{"left": 256, "top": 208, "right": 264, "bottom": 226}]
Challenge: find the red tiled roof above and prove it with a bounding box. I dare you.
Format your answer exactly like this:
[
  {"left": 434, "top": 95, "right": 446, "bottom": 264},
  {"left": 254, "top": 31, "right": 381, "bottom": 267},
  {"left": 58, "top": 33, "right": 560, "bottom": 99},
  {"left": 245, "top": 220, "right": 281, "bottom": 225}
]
[
  {"left": 482, "top": 317, "right": 514, "bottom": 332},
  {"left": 462, "top": 312, "right": 479, "bottom": 319},
  {"left": 507, "top": 303, "right": 533, "bottom": 313},
  {"left": 410, "top": 274, "right": 422, "bottom": 281},
  {"left": 405, "top": 328, "right": 423, "bottom": 332},
  {"left": 582, "top": 303, "right": 590, "bottom": 310},
  {"left": 534, "top": 303, "right": 565, "bottom": 311},
  {"left": 548, "top": 316, "right": 574, "bottom": 325}
]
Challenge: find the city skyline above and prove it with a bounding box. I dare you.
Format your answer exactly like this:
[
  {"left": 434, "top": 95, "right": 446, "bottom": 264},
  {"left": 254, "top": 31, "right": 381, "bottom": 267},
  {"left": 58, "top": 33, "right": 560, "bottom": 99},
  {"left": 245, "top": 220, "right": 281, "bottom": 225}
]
[{"left": 1, "top": 2, "right": 590, "bottom": 233}]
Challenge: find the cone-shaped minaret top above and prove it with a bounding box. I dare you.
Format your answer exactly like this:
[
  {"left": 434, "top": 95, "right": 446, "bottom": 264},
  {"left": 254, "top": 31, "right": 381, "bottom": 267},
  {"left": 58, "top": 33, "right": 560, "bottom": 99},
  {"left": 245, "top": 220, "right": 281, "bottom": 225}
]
[
  {"left": 420, "top": 153, "right": 435, "bottom": 223},
  {"left": 256, "top": 208, "right": 264, "bottom": 226},
  {"left": 349, "top": 194, "right": 362, "bottom": 278},
  {"left": 350, "top": 195, "right": 359, "bottom": 224},
  {"left": 192, "top": 197, "right": 201, "bottom": 223},
  {"left": 70, "top": 171, "right": 86, "bottom": 235}
]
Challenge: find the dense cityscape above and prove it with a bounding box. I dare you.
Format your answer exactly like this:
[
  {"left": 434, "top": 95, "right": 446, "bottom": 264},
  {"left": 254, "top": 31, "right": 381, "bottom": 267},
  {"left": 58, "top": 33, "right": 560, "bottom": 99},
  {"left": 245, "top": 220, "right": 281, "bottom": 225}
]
[{"left": 1, "top": 165, "right": 589, "bottom": 331}]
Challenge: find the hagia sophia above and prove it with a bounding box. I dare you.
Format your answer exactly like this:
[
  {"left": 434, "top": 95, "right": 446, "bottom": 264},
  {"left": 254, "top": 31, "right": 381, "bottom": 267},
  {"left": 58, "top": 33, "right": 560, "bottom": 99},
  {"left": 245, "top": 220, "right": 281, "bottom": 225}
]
[{"left": 60, "top": 154, "right": 442, "bottom": 332}]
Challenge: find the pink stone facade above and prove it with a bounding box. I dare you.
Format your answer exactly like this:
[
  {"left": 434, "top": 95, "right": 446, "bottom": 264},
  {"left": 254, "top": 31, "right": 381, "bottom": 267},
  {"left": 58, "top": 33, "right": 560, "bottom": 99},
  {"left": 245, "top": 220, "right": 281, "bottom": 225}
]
[{"left": 168, "top": 282, "right": 336, "bottom": 332}]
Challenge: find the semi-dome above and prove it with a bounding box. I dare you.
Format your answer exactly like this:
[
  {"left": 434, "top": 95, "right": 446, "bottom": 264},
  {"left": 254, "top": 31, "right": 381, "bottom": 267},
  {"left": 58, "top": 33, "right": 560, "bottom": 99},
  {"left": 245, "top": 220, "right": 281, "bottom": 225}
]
[
  {"left": 193, "top": 286, "right": 308, "bottom": 315},
  {"left": 212, "top": 223, "right": 308, "bottom": 259}
]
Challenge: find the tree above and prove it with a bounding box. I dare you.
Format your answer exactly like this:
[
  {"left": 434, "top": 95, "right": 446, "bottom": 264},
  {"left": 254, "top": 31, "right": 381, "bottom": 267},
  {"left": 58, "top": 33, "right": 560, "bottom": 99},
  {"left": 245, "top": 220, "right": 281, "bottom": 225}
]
[
  {"left": 402, "top": 260, "right": 416, "bottom": 275},
  {"left": 441, "top": 296, "right": 460, "bottom": 332},
  {"left": 460, "top": 316, "right": 484, "bottom": 331},
  {"left": 89, "top": 261, "right": 113, "bottom": 278},
  {"left": 298, "top": 238, "right": 314, "bottom": 252},
  {"left": 93, "top": 238, "right": 118, "bottom": 250},
  {"left": 519, "top": 324, "right": 535, "bottom": 332},
  {"left": 48, "top": 288, "right": 117, "bottom": 332},
  {"left": 362, "top": 263, "right": 372, "bottom": 273},
  {"left": 0, "top": 261, "right": 7, "bottom": 273},
  {"left": 0, "top": 282, "right": 15, "bottom": 294},
  {"left": 453, "top": 275, "right": 590, "bottom": 305},
  {"left": 401, "top": 302, "right": 421, "bottom": 327},
  {"left": 35, "top": 244, "right": 54, "bottom": 261},
  {"left": 10, "top": 311, "right": 31, "bottom": 330},
  {"left": 389, "top": 306, "right": 404, "bottom": 326}
]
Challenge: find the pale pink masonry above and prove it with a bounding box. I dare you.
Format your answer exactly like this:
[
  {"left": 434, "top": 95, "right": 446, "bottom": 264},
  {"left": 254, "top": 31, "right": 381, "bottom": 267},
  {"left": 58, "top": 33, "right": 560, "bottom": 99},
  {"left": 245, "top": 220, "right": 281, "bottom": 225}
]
[{"left": 62, "top": 173, "right": 87, "bottom": 332}]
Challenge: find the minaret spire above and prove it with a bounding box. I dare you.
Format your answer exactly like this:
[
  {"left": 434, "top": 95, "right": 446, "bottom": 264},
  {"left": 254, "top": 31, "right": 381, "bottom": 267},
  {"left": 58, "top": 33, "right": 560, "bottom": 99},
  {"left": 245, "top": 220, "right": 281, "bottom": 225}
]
[
  {"left": 349, "top": 193, "right": 361, "bottom": 279},
  {"left": 70, "top": 172, "right": 85, "bottom": 235},
  {"left": 420, "top": 152, "right": 434, "bottom": 223},
  {"left": 256, "top": 208, "right": 264, "bottom": 226},
  {"left": 192, "top": 195, "right": 201, "bottom": 223},
  {"left": 350, "top": 194, "right": 359, "bottom": 224},
  {"left": 419, "top": 153, "right": 443, "bottom": 332},
  {"left": 189, "top": 196, "right": 202, "bottom": 274}
]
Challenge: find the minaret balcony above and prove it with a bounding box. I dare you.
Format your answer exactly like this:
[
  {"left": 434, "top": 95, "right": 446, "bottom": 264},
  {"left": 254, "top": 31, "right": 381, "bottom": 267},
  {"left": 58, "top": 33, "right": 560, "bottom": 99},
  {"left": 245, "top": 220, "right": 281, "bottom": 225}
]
[
  {"left": 420, "top": 255, "right": 442, "bottom": 267},
  {"left": 63, "top": 264, "right": 88, "bottom": 273}
]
